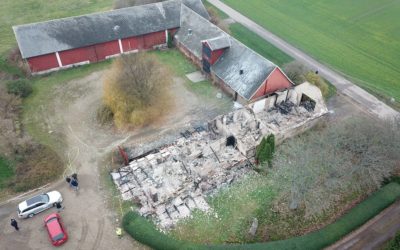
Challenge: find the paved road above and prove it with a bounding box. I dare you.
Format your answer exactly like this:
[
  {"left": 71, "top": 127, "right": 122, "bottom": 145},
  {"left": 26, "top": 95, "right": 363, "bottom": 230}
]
[
  {"left": 208, "top": 0, "right": 399, "bottom": 119},
  {"left": 326, "top": 200, "right": 400, "bottom": 250}
]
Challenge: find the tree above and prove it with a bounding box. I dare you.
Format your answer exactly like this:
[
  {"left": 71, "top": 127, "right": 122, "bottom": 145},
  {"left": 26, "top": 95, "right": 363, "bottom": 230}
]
[
  {"left": 282, "top": 61, "right": 309, "bottom": 85},
  {"left": 256, "top": 134, "right": 275, "bottom": 167},
  {"left": 206, "top": 6, "right": 230, "bottom": 33},
  {"left": 270, "top": 117, "right": 400, "bottom": 218},
  {"left": 103, "top": 53, "right": 172, "bottom": 128}
]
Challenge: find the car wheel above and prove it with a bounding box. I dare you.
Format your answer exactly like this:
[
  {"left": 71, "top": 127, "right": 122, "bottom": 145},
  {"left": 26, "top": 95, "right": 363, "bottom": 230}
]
[{"left": 28, "top": 213, "right": 34, "bottom": 218}]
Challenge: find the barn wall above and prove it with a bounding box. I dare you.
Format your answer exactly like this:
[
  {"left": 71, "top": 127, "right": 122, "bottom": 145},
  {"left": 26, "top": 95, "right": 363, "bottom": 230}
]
[
  {"left": 27, "top": 53, "right": 59, "bottom": 73},
  {"left": 250, "top": 68, "right": 292, "bottom": 101},
  {"left": 59, "top": 46, "right": 97, "bottom": 65},
  {"left": 176, "top": 41, "right": 202, "bottom": 68},
  {"left": 121, "top": 36, "right": 145, "bottom": 52},
  {"left": 265, "top": 68, "right": 292, "bottom": 94},
  {"left": 94, "top": 40, "right": 120, "bottom": 60},
  {"left": 251, "top": 80, "right": 268, "bottom": 100},
  {"left": 202, "top": 42, "right": 225, "bottom": 65},
  {"left": 143, "top": 31, "right": 166, "bottom": 49}
]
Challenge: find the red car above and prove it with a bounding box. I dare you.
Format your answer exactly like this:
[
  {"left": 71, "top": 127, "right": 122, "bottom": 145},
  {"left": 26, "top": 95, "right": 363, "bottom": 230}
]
[{"left": 44, "top": 213, "right": 68, "bottom": 246}]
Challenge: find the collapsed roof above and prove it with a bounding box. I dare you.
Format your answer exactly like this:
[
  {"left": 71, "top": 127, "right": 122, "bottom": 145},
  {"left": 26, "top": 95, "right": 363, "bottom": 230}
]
[{"left": 13, "top": 0, "right": 209, "bottom": 58}]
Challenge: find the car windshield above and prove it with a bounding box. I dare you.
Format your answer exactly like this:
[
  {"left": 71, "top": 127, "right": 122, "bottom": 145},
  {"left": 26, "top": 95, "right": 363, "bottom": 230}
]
[
  {"left": 52, "top": 233, "right": 65, "bottom": 241},
  {"left": 26, "top": 194, "right": 49, "bottom": 206}
]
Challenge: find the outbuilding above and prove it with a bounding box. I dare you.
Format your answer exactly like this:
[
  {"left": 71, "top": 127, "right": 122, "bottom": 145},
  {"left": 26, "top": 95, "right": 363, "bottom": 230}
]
[{"left": 12, "top": 0, "right": 209, "bottom": 74}]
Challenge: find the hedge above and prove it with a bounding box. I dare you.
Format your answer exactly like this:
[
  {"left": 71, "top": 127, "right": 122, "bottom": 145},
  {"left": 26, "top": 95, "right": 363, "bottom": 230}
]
[{"left": 123, "top": 182, "right": 400, "bottom": 250}]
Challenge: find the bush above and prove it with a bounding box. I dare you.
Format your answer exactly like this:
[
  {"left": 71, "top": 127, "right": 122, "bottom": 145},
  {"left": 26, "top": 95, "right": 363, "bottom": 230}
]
[
  {"left": 305, "top": 72, "right": 329, "bottom": 98},
  {"left": 384, "top": 231, "right": 400, "bottom": 250},
  {"left": 0, "top": 156, "right": 14, "bottom": 189},
  {"left": 167, "top": 31, "right": 174, "bottom": 48},
  {"left": 256, "top": 134, "right": 275, "bottom": 166},
  {"left": 103, "top": 53, "right": 172, "bottom": 129},
  {"left": 96, "top": 104, "right": 114, "bottom": 125},
  {"left": 10, "top": 145, "right": 63, "bottom": 192},
  {"left": 123, "top": 182, "right": 400, "bottom": 250},
  {"left": 266, "top": 134, "right": 275, "bottom": 154},
  {"left": 282, "top": 61, "right": 308, "bottom": 85},
  {"left": 6, "top": 79, "right": 33, "bottom": 98},
  {"left": 122, "top": 212, "right": 199, "bottom": 250}
]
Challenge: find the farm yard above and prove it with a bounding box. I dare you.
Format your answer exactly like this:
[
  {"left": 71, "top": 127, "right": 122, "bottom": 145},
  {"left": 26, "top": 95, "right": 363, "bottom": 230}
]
[
  {"left": 0, "top": 0, "right": 400, "bottom": 249},
  {"left": 222, "top": 0, "right": 400, "bottom": 106}
]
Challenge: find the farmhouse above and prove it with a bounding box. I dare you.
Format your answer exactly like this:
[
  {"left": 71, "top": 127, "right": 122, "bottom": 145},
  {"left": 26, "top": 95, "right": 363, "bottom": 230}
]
[
  {"left": 175, "top": 5, "right": 293, "bottom": 103},
  {"left": 13, "top": 0, "right": 292, "bottom": 104}
]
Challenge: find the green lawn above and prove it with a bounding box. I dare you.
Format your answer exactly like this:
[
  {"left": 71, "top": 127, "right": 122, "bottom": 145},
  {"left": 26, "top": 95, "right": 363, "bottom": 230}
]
[
  {"left": 22, "top": 61, "right": 111, "bottom": 152},
  {"left": 229, "top": 23, "right": 293, "bottom": 66},
  {"left": 170, "top": 174, "right": 276, "bottom": 243},
  {"left": 0, "top": 0, "right": 112, "bottom": 74},
  {"left": 0, "top": 157, "right": 14, "bottom": 189},
  {"left": 152, "top": 49, "right": 231, "bottom": 103},
  {"left": 0, "top": 0, "right": 112, "bottom": 57},
  {"left": 123, "top": 182, "right": 400, "bottom": 250},
  {"left": 222, "top": 0, "right": 400, "bottom": 103}
]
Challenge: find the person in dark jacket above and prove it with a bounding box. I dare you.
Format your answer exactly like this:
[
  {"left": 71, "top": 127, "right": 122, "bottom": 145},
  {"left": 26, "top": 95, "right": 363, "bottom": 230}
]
[
  {"left": 55, "top": 202, "right": 63, "bottom": 212},
  {"left": 70, "top": 178, "right": 79, "bottom": 191},
  {"left": 10, "top": 219, "right": 19, "bottom": 231}
]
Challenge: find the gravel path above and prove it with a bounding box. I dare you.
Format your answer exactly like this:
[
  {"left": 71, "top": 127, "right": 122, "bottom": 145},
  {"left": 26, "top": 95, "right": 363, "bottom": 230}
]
[
  {"left": 0, "top": 69, "right": 231, "bottom": 249},
  {"left": 326, "top": 200, "right": 400, "bottom": 250}
]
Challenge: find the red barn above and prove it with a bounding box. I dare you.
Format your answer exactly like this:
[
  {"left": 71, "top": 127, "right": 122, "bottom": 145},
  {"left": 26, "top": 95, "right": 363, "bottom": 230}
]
[
  {"left": 13, "top": 0, "right": 293, "bottom": 104},
  {"left": 12, "top": 0, "right": 210, "bottom": 74}
]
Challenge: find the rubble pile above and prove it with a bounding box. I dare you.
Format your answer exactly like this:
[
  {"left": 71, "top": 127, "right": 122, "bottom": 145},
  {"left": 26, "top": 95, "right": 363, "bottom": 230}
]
[
  {"left": 112, "top": 84, "right": 329, "bottom": 230},
  {"left": 111, "top": 130, "right": 251, "bottom": 229}
]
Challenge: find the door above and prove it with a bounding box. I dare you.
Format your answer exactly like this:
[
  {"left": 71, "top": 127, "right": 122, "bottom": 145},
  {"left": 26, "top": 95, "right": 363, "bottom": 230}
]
[{"left": 203, "top": 59, "right": 211, "bottom": 73}]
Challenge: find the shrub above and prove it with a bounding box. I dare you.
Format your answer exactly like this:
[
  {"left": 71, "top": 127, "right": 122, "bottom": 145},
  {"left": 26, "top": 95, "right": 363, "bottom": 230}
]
[
  {"left": 103, "top": 53, "right": 172, "bottom": 129},
  {"left": 96, "top": 104, "right": 114, "bottom": 125},
  {"left": 0, "top": 156, "right": 14, "bottom": 189},
  {"left": 6, "top": 79, "right": 33, "bottom": 98},
  {"left": 266, "top": 134, "right": 275, "bottom": 154},
  {"left": 282, "top": 61, "right": 308, "bottom": 85},
  {"left": 384, "top": 231, "right": 400, "bottom": 250},
  {"left": 256, "top": 134, "right": 275, "bottom": 166},
  {"left": 10, "top": 145, "right": 63, "bottom": 192},
  {"left": 122, "top": 211, "right": 199, "bottom": 250},
  {"left": 305, "top": 72, "right": 329, "bottom": 98},
  {"left": 167, "top": 31, "right": 174, "bottom": 48},
  {"left": 123, "top": 183, "right": 400, "bottom": 250}
]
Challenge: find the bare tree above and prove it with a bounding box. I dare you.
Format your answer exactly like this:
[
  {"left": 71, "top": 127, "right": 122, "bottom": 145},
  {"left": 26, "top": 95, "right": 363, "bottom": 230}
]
[
  {"left": 282, "top": 61, "right": 309, "bottom": 85},
  {"left": 103, "top": 53, "right": 172, "bottom": 128},
  {"left": 269, "top": 117, "right": 400, "bottom": 218}
]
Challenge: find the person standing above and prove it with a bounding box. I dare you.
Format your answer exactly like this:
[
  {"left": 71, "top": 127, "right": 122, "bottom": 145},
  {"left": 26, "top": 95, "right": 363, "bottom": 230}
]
[
  {"left": 55, "top": 202, "right": 63, "bottom": 212},
  {"left": 10, "top": 219, "right": 19, "bottom": 231},
  {"left": 70, "top": 178, "right": 79, "bottom": 192}
]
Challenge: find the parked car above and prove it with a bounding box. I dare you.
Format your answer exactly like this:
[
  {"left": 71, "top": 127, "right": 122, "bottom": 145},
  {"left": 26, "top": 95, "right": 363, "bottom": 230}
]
[
  {"left": 17, "top": 191, "right": 63, "bottom": 218},
  {"left": 44, "top": 213, "right": 68, "bottom": 246}
]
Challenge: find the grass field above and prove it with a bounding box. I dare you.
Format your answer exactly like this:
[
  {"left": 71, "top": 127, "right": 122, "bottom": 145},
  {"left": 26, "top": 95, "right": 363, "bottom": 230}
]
[
  {"left": 0, "top": 157, "right": 14, "bottom": 189},
  {"left": 222, "top": 0, "right": 400, "bottom": 103},
  {"left": 229, "top": 23, "right": 293, "bottom": 66},
  {"left": 23, "top": 61, "right": 111, "bottom": 152},
  {"left": 152, "top": 49, "right": 231, "bottom": 103},
  {"left": 0, "top": 0, "right": 112, "bottom": 56}
]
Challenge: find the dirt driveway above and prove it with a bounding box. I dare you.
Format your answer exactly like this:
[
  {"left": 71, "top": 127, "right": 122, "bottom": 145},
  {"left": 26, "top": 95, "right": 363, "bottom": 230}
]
[{"left": 0, "top": 69, "right": 231, "bottom": 250}]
